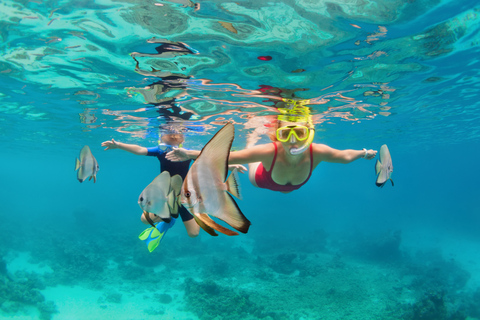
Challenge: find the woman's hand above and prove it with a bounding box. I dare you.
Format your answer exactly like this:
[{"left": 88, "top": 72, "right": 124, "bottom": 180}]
[
  {"left": 228, "top": 164, "right": 247, "bottom": 174},
  {"left": 364, "top": 149, "right": 377, "bottom": 160},
  {"left": 101, "top": 139, "right": 118, "bottom": 150},
  {"left": 166, "top": 148, "right": 189, "bottom": 162}
]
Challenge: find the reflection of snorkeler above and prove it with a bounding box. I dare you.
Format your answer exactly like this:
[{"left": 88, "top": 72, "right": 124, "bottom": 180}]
[
  {"left": 128, "top": 77, "right": 187, "bottom": 105},
  {"left": 127, "top": 75, "right": 195, "bottom": 121},
  {"left": 166, "top": 113, "right": 377, "bottom": 193},
  {"left": 101, "top": 133, "right": 199, "bottom": 236},
  {"left": 156, "top": 104, "right": 194, "bottom": 121}
]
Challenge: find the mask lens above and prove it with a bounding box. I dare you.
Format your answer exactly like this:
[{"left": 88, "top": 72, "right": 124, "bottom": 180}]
[
  {"left": 158, "top": 143, "right": 170, "bottom": 151},
  {"left": 277, "top": 127, "right": 291, "bottom": 142},
  {"left": 293, "top": 127, "right": 309, "bottom": 140}
]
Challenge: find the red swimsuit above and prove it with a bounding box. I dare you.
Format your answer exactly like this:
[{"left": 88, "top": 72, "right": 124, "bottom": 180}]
[{"left": 254, "top": 143, "right": 313, "bottom": 192}]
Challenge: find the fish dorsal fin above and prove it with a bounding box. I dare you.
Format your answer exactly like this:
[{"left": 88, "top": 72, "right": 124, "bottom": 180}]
[
  {"left": 196, "top": 123, "right": 234, "bottom": 182},
  {"left": 79, "top": 145, "right": 92, "bottom": 158},
  {"left": 225, "top": 168, "right": 241, "bottom": 200},
  {"left": 379, "top": 144, "right": 389, "bottom": 159},
  {"left": 153, "top": 171, "right": 171, "bottom": 191}
]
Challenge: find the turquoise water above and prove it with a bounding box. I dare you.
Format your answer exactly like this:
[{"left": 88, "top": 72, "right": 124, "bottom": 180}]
[{"left": 1, "top": 0, "right": 480, "bottom": 319}]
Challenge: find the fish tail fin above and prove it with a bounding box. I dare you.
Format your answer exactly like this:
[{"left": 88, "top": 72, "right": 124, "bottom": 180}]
[
  {"left": 75, "top": 158, "right": 80, "bottom": 171},
  {"left": 225, "top": 168, "right": 242, "bottom": 199},
  {"left": 193, "top": 215, "right": 219, "bottom": 236},
  {"left": 195, "top": 213, "right": 238, "bottom": 236},
  {"left": 375, "top": 159, "right": 382, "bottom": 175}
]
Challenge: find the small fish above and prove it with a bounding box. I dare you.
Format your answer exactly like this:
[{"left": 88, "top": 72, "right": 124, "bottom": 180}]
[
  {"left": 75, "top": 145, "right": 99, "bottom": 183},
  {"left": 138, "top": 171, "right": 182, "bottom": 228},
  {"left": 181, "top": 123, "right": 250, "bottom": 236},
  {"left": 375, "top": 144, "right": 394, "bottom": 187}
]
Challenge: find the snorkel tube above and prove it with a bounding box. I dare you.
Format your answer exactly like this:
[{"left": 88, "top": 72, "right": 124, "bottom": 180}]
[{"left": 289, "top": 127, "right": 315, "bottom": 155}]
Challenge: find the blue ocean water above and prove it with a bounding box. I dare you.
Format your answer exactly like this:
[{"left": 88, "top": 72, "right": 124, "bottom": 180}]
[{"left": 1, "top": 0, "right": 480, "bottom": 319}]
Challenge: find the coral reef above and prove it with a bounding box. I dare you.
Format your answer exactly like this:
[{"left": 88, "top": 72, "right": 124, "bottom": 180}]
[
  {"left": 340, "top": 229, "right": 404, "bottom": 263},
  {"left": 408, "top": 290, "right": 466, "bottom": 320},
  {"left": 184, "top": 278, "right": 288, "bottom": 320},
  {"left": 0, "top": 270, "right": 57, "bottom": 320}
]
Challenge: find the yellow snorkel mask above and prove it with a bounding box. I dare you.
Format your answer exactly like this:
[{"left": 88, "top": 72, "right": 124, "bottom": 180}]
[{"left": 277, "top": 104, "right": 315, "bottom": 155}]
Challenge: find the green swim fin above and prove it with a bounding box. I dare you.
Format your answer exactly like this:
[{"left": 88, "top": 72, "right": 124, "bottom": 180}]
[{"left": 138, "top": 218, "right": 176, "bottom": 252}]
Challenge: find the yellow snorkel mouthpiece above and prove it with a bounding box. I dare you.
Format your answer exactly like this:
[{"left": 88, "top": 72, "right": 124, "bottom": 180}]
[{"left": 289, "top": 127, "right": 314, "bottom": 155}]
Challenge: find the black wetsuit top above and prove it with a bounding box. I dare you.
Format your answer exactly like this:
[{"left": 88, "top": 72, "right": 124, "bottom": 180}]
[{"left": 147, "top": 146, "right": 193, "bottom": 222}]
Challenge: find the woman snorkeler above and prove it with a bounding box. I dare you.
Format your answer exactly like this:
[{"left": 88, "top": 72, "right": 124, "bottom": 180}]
[{"left": 166, "top": 112, "right": 377, "bottom": 193}]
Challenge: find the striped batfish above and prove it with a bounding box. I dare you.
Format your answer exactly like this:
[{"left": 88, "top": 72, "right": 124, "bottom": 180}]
[
  {"left": 375, "top": 144, "right": 394, "bottom": 187},
  {"left": 181, "top": 123, "right": 250, "bottom": 236},
  {"left": 138, "top": 171, "right": 183, "bottom": 228},
  {"left": 75, "top": 145, "right": 99, "bottom": 183}
]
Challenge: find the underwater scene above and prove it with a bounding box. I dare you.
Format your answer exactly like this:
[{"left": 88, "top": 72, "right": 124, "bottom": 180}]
[{"left": 1, "top": 0, "right": 480, "bottom": 319}]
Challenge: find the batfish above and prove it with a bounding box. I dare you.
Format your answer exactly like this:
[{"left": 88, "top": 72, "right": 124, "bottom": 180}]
[
  {"left": 181, "top": 123, "right": 250, "bottom": 236},
  {"left": 375, "top": 144, "right": 394, "bottom": 187},
  {"left": 75, "top": 145, "right": 99, "bottom": 183},
  {"left": 138, "top": 171, "right": 183, "bottom": 228}
]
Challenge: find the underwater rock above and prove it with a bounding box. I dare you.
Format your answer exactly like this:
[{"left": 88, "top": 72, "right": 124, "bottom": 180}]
[
  {"left": 104, "top": 292, "right": 122, "bottom": 304},
  {"left": 158, "top": 293, "right": 172, "bottom": 304},
  {"left": 269, "top": 253, "right": 298, "bottom": 275},
  {"left": 38, "top": 300, "right": 58, "bottom": 320}
]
